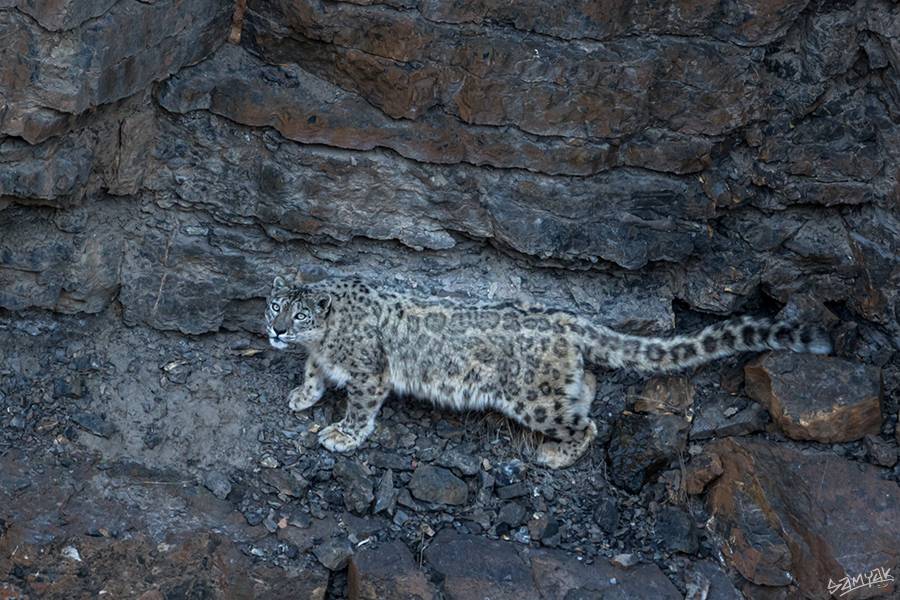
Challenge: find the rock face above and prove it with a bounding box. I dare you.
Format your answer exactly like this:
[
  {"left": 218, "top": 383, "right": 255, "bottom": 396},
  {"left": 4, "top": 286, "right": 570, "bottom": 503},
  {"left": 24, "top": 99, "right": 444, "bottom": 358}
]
[
  {"left": 1, "top": 0, "right": 900, "bottom": 335},
  {"left": 705, "top": 438, "right": 900, "bottom": 598},
  {"left": 744, "top": 353, "right": 884, "bottom": 442}
]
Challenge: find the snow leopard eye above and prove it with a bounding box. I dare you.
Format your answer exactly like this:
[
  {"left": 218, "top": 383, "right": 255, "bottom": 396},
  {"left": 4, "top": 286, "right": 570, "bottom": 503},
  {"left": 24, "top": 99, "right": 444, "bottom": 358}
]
[
  {"left": 293, "top": 312, "right": 307, "bottom": 322},
  {"left": 271, "top": 302, "right": 281, "bottom": 312}
]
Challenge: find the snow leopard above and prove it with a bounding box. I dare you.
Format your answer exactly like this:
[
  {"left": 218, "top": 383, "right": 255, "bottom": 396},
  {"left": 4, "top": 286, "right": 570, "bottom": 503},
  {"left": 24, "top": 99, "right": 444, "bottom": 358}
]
[{"left": 265, "top": 275, "right": 831, "bottom": 468}]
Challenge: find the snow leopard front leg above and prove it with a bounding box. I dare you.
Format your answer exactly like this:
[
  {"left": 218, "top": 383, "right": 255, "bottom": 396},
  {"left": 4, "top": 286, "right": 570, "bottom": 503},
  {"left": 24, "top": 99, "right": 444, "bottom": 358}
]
[
  {"left": 288, "top": 355, "right": 325, "bottom": 411},
  {"left": 318, "top": 370, "right": 389, "bottom": 453}
]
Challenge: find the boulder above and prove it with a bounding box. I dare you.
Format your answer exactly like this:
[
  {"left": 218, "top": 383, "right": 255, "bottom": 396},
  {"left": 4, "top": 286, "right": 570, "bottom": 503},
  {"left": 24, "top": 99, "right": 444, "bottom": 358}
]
[
  {"left": 744, "top": 353, "right": 883, "bottom": 443},
  {"left": 706, "top": 438, "right": 900, "bottom": 598}
]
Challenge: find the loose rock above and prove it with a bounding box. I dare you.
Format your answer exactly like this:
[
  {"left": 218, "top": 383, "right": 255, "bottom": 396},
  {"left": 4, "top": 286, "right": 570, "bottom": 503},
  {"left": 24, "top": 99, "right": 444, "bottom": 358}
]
[
  {"left": 864, "top": 434, "right": 898, "bottom": 468},
  {"left": 408, "top": 465, "right": 468, "bottom": 506},
  {"left": 203, "top": 470, "right": 232, "bottom": 500},
  {"left": 71, "top": 412, "right": 112, "bottom": 438},
  {"left": 593, "top": 492, "right": 620, "bottom": 535},
  {"left": 493, "top": 460, "right": 526, "bottom": 486},
  {"left": 313, "top": 536, "right": 355, "bottom": 571},
  {"left": 632, "top": 376, "right": 694, "bottom": 415},
  {"left": 607, "top": 412, "right": 690, "bottom": 493},
  {"left": 373, "top": 469, "right": 396, "bottom": 515},
  {"left": 691, "top": 396, "right": 767, "bottom": 440},
  {"left": 334, "top": 460, "right": 375, "bottom": 515}
]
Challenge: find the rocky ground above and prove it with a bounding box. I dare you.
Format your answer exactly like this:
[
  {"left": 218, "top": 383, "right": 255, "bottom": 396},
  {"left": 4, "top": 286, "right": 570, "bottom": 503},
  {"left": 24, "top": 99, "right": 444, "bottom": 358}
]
[{"left": 1, "top": 296, "right": 897, "bottom": 600}]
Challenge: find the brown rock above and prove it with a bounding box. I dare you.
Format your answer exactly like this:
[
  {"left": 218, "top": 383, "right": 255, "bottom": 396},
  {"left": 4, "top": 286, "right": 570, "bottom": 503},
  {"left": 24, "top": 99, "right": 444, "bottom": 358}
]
[
  {"left": 247, "top": 0, "right": 764, "bottom": 139},
  {"left": 348, "top": 541, "right": 438, "bottom": 600},
  {"left": 744, "top": 353, "right": 883, "bottom": 443},
  {"left": 684, "top": 452, "right": 724, "bottom": 495},
  {"left": 706, "top": 438, "right": 900, "bottom": 598}
]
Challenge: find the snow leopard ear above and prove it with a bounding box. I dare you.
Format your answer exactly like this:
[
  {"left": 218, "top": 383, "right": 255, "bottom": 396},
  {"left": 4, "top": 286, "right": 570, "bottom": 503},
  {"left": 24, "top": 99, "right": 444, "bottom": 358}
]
[
  {"left": 272, "top": 276, "right": 288, "bottom": 291},
  {"left": 313, "top": 292, "right": 332, "bottom": 316}
]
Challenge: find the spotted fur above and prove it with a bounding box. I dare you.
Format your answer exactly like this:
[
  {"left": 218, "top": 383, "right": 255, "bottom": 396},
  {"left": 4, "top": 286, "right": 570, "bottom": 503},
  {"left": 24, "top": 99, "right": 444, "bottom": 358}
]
[{"left": 265, "top": 276, "right": 831, "bottom": 468}]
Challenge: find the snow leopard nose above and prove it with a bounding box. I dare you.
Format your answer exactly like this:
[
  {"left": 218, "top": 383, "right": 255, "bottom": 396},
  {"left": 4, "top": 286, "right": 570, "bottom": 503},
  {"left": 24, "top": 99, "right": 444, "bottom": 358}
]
[{"left": 273, "top": 326, "right": 287, "bottom": 336}]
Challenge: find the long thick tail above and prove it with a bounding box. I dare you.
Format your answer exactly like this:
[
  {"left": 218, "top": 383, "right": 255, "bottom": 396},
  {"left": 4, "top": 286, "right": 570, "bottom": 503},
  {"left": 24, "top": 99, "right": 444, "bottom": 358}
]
[{"left": 577, "top": 316, "right": 832, "bottom": 373}]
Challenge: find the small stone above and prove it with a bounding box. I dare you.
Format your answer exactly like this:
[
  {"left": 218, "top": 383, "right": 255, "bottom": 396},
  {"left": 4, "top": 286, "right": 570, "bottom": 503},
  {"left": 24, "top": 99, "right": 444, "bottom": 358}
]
[
  {"left": 393, "top": 510, "right": 412, "bottom": 527},
  {"left": 833, "top": 321, "right": 858, "bottom": 358},
  {"left": 203, "top": 470, "right": 232, "bottom": 500},
  {"left": 691, "top": 396, "right": 767, "bottom": 440},
  {"left": 61, "top": 546, "right": 82, "bottom": 561},
  {"left": 396, "top": 487, "right": 421, "bottom": 510},
  {"left": 513, "top": 527, "right": 531, "bottom": 544},
  {"left": 288, "top": 506, "right": 312, "bottom": 529},
  {"left": 719, "top": 366, "right": 745, "bottom": 395},
  {"left": 864, "top": 434, "right": 898, "bottom": 468},
  {"left": 593, "top": 493, "right": 619, "bottom": 534},
  {"left": 493, "top": 459, "right": 526, "bottom": 486},
  {"left": 367, "top": 450, "right": 415, "bottom": 471},
  {"left": 264, "top": 512, "right": 279, "bottom": 533},
  {"left": 611, "top": 553, "right": 640, "bottom": 569},
  {"left": 632, "top": 376, "right": 694, "bottom": 415},
  {"left": 373, "top": 469, "right": 396, "bottom": 514},
  {"left": 244, "top": 511, "right": 263, "bottom": 526},
  {"left": 469, "top": 511, "right": 492, "bottom": 531},
  {"left": 496, "top": 502, "right": 527, "bottom": 529},
  {"left": 436, "top": 446, "right": 481, "bottom": 476},
  {"left": 776, "top": 293, "right": 840, "bottom": 330},
  {"left": 409, "top": 465, "right": 467, "bottom": 505},
  {"left": 528, "top": 514, "right": 561, "bottom": 547},
  {"left": 9, "top": 414, "right": 25, "bottom": 430},
  {"left": 71, "top": 412, "right": 112, "bottom": 438},
  {"left": 436, "top": 419, "right": 466, "bottom": 439},
  {"left": 476, "top": 471, "right": 494, "bottom": 504},
  {"left": 261, "top": 468, "right": 308, "bottom": 498},
  {"left": 260, "top": 455, "right": 279, "bottom": 468},
  {"left": 496, "top": 481, "right": 529, "bottom": 500},
  {"left": 313, "top": 537, "right": 354, "bottom": 570}
]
